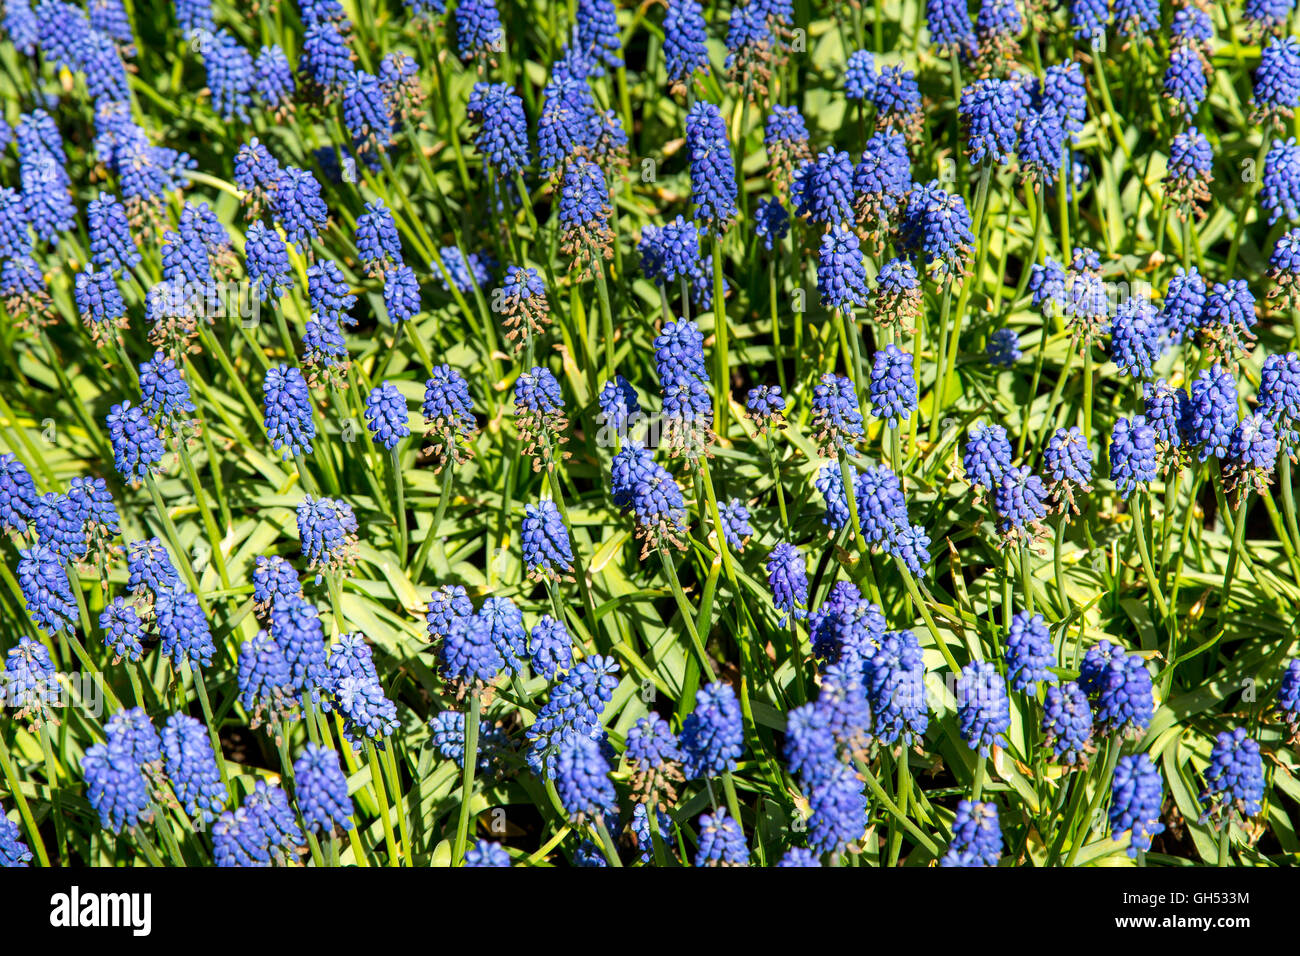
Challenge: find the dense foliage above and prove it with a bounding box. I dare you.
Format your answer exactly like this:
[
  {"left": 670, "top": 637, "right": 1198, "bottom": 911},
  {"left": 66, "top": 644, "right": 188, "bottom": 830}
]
[{"left": 0, "top": 0, "right": 1299, "bottom": 868}]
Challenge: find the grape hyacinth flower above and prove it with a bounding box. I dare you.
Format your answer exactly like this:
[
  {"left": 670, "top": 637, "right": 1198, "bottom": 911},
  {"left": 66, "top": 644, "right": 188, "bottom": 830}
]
[
  {"left": 766, "top": 541, "right": 808, "bottom": 625},
  {"left": 1165, "top": 128, "right": 1213, "bottom": 220},
  {"left": 0, "top": 811, "right": 31, "bottom": 867},
  {"left": 139, "top": 351, "right": 197, "bottom": 432},
  {"left": 1254, "top": 36, "right": 1300, "bottom": 124},
  {"left": 865, "top": 629, "right": 929, "bottom": 746},
  {"left": 753, "top": 196, "right": 790, "bottom": 251},
  {"left": 745, "top": 383, "right": 786, "bottom": 433},
  {"left": 844, "top": 49, "right": 876, "bottom": 101},
  {"left": 271, "top": 595, "right": 331, "bottom": 706},
  {"left": 718, "top": 498, "right": 754, "bottom": 552},
  {"left": 87, "top": 192, "right": 139, "bottom": 273},
  {"left": 956, "top": 77, "right": 1024, "bottom": 162},
  {"left": 438, "top": 612, "right": 504, "bottom": 689},
  {"left": 526, "top": 655, "right": 618, "bottom": 776},
  {"left": 271, "top": 167, "right": 329, "bottom": 251},
  {"left": 817, "top": 224, "right": 870, "bottom": 311},
  {"left": 957, "top": 662, "right": 1011, "bottom": 756},
  {"left": 1, "top": 637, "right": 59, "bottom": 725},
  {"left": 162, "top": 713, "right": 227, "bottom": 821},
  {"left": 244, "top": 779, "right": 303, "bottom": 863},
  {"left": 852, "top": 131, "right": 912, "bottom": 250},
  {"left": 100, "top": 597, "right": 145, "bottom": 663},
  {"left": 609, "top": 443, "right": 689, "bottom": 556},
  {"left": 299, "top": 18, "right": 353, "bottom": 93},
  {"left": 156, "top": 586, "right": 216, "bottom": 669},
  {"left": 497, "top": 266, "right": 550, "bottom": 349},
  {"left": 364, "top": 381, "right": 409, "bottom": 451},
  {"left": 1110, "top": 754, "right": 1165, "bottom": 856},
  {"left": 1043, "top": 425, "right": 1093, "bottom": 512},
  {"left": 263, "top": 364, "right": 315, "bottom": 459},
  {"left": 872, "top": 258, "right": 922, "bottom": 333},
  {"left": 455, "top": 0, "right": 504, "bottom": 62},
  {"left": 382, "top": 264, "right": 420, "bottom": 325},
  {"left": 975, "top": 0, "right": 1021, "bottom": 70},
  {"left": 1005, "top": 611, "right": 1057, "bottom": 691},
  {"left": 986, "top": 327, "right": 1021, "bottom": 366},
  {"left": 724, "top": 3, "right": 776, "bottom": 96},
  {"left": 211, "top": 807, "right": 271, "bottom": 867},
  {"left": 1109, "top": 293, "right": 1166, "bottom": 379},
  {"left": 1258, "top": 351, "right": 1300, "bottom": 447},
  {"left": 341, "top": 70, "right": 394, "bottom": 160},
  {"left": 528, "top": 615, "right": 573, "bottom": 680},
  {"left": 900, "top": 180, "right": 975, "bottom": 278},
  {"left": 82, "top": 741, "right": 151, "bottom": 833},
  {"left": 33, "top": 492, "right": 87, "bottom": 562},
  {"left": 0, "top": 454, "right": 37, "bottom": 534},
  {"left": 426, "top": 584, "right": 473, "bottom": 647},
  {"left": 521, "top": 499, "right": 573, "bottom": 580},
  {"left": 664, "top": 0, "right": 709, "bottom": 94},
  {"left": 871, "top": 64, "right": 924, "bottom": 140},
  {"left": 354, "top": 199, "right": 402, "bottom": 276},
  {"left": 1017, "top": 106, "right": 1068, "bottom": 187},
  {"left": 694, "top": 810, "right": 748, "bottom": 866},
  {"left": 1181, "top": 364, "right": 1238, "bottom": 461},
  {"left": 764, "top": 104, "right": 811, "bottom": 185},
  {"left": 554, "top": 732, "right": 616, "bottom": 824},
  {"left": 792, "top": 148, "right": 856, "bottom": 226},
  {"left": 330, "top": 634, "right": 400, "bottom": 746},
  {"left": 423, "top": 365, "right": 478, "bottom": 468},
  {"left": 464, "top": 840, "right": 511, "bottom": 866},
  {"left": 597, "top": 375, "right": 641, "bottom": 438},
  {"left": 576, "top": 0, "right": 622, "bottom": 76},
  {"left": 1114, "top": 0, "right": 1159, "bottom": 38},
  {"left": 1080, "top": 641, "right": 1154, "bottom": 739},
  {"left": 1110, "top": 416, "right": 1158, "bottom": 499},
  {"left": 869, "top": 345, "right": 917, "bottom": 427},
  {"left": 466, "top": 82, "right": 530, "bottom": 181},
  {"left": 202, "top": 28, "right": 253, "bottom": 122},
  {"left": 477, "top": 597, "right": 528, "bottom": 675},
  {"left": 306, "top": 259, "right": 356, "bottom": 325},
  {"left": 625, "top": 715, "right": 686, "bottom": 808},
  {"left": 927, "top": 0, "right": 976, "bottom": 57},
  {"left": 1164, "top": 44, "right": 1208, "bottom": 119},
  {"left": 106, "top": 401, "right": 165, "bottom": 485},
  {"left": 252, "top": 555, "right": 302, "bottom": 618},
  {"left": 126, "top": 537, "right": 180, "bottom": 597},
  {"left": 514, "top": 366, "right": 569, "bottom": 469},
  {"left": 293, "top": 744, "right": 353, "bottom": 833},
  {"left": 17, "top": 545, "right": 79, "bottom": 635},
  {"left": 811, "top": 373, "right": 865, "bottom": 454},
  {"left": 237, "top": 630, "right": 296, "bottom": 728},
  {"left": 1262, "top": 138, "right": 1300, "bottom": 227},
  {"left": 807, "top": 760, "right": 867, "bottom": 855},
  {"left": 681, "top": 681, "right": 744, "bottom": 779},
  {"left": 941, "top": 800, "right": 1002, "bottom": 867},
  {"left": 1225, "top": 413, "right": 1280, "bottom": 502},
  {"left": 685, "top": 101, "right": 739, "bottom": 234},
  {"left": 815, "top": 462, "right": 851, "bottom": 531},
  {"left": 963, "top": 423, "right": 1013, "bottom": 496},
  {"left": 1270, "top": 229, "right": 1300, "bottom": 309},
  {"left": 429, "top": 710, "right": 507, "bottom": 772},
  {"left": 654, "top": 318, "right": 713, "bottom": 456},
  {"left": 296, "top": 495, "right": 358, "bottom": 576},
  {"left": 1042, "top": 681, "right": 1094, "bottom": 767},
  {"left": 558, "top": 158, "right": 614, "bottom": 276},
  {"left": 244, "top": 221, "right": 294, "bottom": 302},
  {"left": 253, "top": 44, "right": 295, "bottom": 118},
  {"left": 1200, "top": 728, "right": 1265, "bottom": 827},
  {"left": 1276, "top": 659, "right": 1300, "bottom": 740}
]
